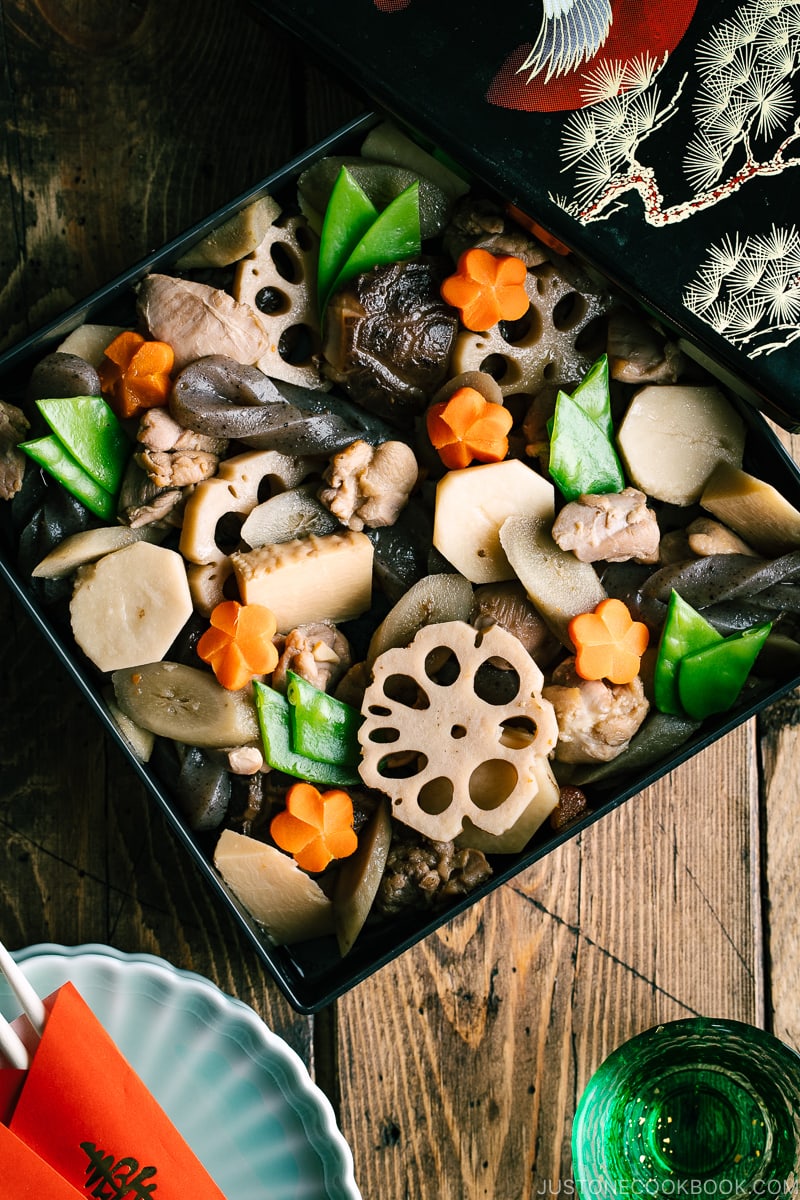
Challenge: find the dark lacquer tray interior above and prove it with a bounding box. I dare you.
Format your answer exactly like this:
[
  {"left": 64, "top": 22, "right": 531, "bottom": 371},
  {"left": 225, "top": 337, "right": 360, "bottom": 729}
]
[{"left": 2, "top": 110, "right": 800, "bottom": 1013}]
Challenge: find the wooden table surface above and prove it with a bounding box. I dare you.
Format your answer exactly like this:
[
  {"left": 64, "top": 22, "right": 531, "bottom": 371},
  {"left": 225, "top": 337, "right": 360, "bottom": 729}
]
[{"left": 1, "top": 3, "right": 799, "bottom": 1196}]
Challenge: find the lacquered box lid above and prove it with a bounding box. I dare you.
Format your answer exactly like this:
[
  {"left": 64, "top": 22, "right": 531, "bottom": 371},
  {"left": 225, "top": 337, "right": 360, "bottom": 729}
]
[{"left": 259, "top": 0, "right": 800, "bottom": 430}]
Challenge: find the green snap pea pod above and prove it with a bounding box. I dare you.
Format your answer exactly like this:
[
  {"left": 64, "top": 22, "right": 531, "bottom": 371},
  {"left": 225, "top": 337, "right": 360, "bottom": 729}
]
[
  {"left": 318, "top": 166, "right": 378, "bottom": 315},
  {"left": 253, "top": 682, "right": 360, "bottom": 786},
  {"left": 677, "top": 622, "right": 772, "bottom": 721},
  {"left": 286, "top": 670, "right": 363, "bottom": 767},
  {"left": 547, "top": 389, "right": 625, "bottom": 502},
  {"left": 570, "top": 352, "right": 613, "bottom": 440},
  {"left": 653, "top": 590, "right": 723, "bottom": 715},
  {"left": 19, "top": 435, "right": 117, "bottom": 520},
  {"left": 36, "top": 395, "right": 129, "bottom": 493}
]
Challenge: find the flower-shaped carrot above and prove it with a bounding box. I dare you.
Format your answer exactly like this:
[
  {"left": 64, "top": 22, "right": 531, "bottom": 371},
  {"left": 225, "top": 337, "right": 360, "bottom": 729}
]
[
  {"left": 98, "top": 330, "right": 174, "bottom": 420},
  {"left": 440, "top": 247, "right": 529, "bottom": 332},
  {"left": 569, "top": 598, "right": 650, "bottom": 686},
  {"left": 197, "top": 599, "right": 279, "bottom": 691},
  {"left": 426, "top": 386, "right": 513, "bottom": 470},
  {"left": 270, "top": 781, "right": 358, "bottom": 873}
]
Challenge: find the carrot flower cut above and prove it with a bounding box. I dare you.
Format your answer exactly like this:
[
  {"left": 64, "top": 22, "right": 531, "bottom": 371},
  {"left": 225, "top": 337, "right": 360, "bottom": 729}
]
[
  {"left": 197, "top": 599, "right": 279, "bottom": 691},
  {"left": 99, "top": 330, "right": 175, "bottom": 420},
  {"left": 426, "top": 386, "right": 513, "bottom": 470},
  {"left": 270, "top": 781, "right": 358, "bottom": 873},
  {"left": 569, "top": 598, "right": 650, "bottom": 686},
  {"left": 440, "top": 247, "right": 529, "bottom": 332}
]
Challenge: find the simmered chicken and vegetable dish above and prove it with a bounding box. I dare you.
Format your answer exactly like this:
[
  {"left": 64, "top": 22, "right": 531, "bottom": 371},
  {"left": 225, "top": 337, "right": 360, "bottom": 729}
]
[{"left": 3, "top": 121, "right": 800, "bottom": 957}]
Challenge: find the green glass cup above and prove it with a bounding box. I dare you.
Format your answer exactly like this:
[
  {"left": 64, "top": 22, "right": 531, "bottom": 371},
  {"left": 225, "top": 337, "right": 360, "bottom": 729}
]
[{"left": 572, "top": 1018, "right": 800, "bottom": 1196}]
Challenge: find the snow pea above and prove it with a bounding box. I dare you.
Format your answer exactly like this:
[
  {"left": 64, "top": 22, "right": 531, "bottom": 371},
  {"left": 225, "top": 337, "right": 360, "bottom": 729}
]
[
  {"left": 286, "top": 671, "right": 363, "bottom": 767},
  {"left": 18, "top": 435, "right": 117, "bottom": 520},
  {"left": 318, "top": 167, "right": 421, "bottom": 315},
  {"left": 653, "top": 590, "right": 723, "bottom": 715},
  {"left": 547, "top": 388, "right": 625, "bottom": 502},
  {"left": 570, "top": 352, "right": 613, "bottom": 440},
  {"left": 36, "top": 395, "right": 129, "bottom": 493},
  {"left": 253, "top": 682, "right": 360, "bottom": 786},
  {"left": 677, "top": 622, "right": 772, "bottom": 720},
  {"left": 318, "top": 167, "right": 378, "bottom": 315}
]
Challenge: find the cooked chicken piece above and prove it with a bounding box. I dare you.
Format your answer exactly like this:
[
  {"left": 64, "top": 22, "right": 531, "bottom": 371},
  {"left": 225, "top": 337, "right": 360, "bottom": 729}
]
[
  {"left": 319, "top": 438, "right": 418, "bottom": 532},
  {"left": 658, "top": 517, "right": 758, "bottom": 564},
  {"left": 607, "top": 306, "right": 687, "bottom": 384},
  {"left": 543, "top": 657, "right": 650, "bottom": 764},
  {"left": 443, "top": 196, "right": 550, "bottom": 267},
  {"left": 137, "top": 274, "right": 271, "bottom": 370},
  {"left": 0, "top": 400, "right": 30, "bottom": 500},
  {"left": 551, "top": 487, "right": 660, "bottom": 564},
  {"left": 117, "top": 459, "right": 184, "bottom": 528},
  {"left": 135, "top": 447, "right": 221, "bottom": 490},
  {"left": 137, "top": 407, "right": 227, "bottom": 455},
  {"left": 470, "top": 580, "right": 561, "bottom": 667},
  {"left": 686, "top": 517, "right": 758, "bottom": 558},
  {"left": 271, "top": 621, "right": 352, "bottom": 694}
]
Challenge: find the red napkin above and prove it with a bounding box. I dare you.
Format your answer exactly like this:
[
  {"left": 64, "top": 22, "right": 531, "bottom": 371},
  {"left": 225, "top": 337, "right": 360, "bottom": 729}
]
[{"left": 1, "top": 982, "right": 227, "bottom": 1200}]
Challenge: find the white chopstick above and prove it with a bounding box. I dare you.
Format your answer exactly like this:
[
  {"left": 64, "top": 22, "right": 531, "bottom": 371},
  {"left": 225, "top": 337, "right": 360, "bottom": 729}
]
[
  {"left": 0, "top": 1012, "right": 29, "bottom": 1070},
  {"left": 0, "top": 1011, "right": 29, "bottom": 1069},
  {"left": 0, "top": 943, "right": 46, "bottom": 1037},
  {"left": 0, "top": 942, "right": 46, "bottom": 1037},
  {"left": 0, "top": 940, "right": 47, "bottom": 1071}
]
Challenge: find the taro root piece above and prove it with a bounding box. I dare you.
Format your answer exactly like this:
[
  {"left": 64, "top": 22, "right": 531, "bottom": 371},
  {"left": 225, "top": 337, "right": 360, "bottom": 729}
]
[
  {"left": 26, "top": 352, "right": 101, "bottom": 402},
  {"left": 433, "top": 459, "right": 555, "bottom": 585},
  {"left": 0, "top": 400, "right": 31, "bottom": 500},
  {"left": 231, "top": 529, "right": 374, "bottom": 633},
  {"left": 180, "top": 448, "right": 312, "bottom": 566},
  {"left": 617, "top": 384, "right": 745, "bottom": 507},
  {"left": 448, "top": 260, "right": 609, "bottom": 397},
  {"left": 137, "top": 274, "right": 271, "bottom": 370},
  {"left": 321, "top": 259, "right": 459, "bottom": 428},
  {"left": 543, "top": 657, "right": 650, "bottom": 764},
  {"left": 358, "top": 619, "right": 559, "bottom": 843},
  {"left": 319, "top": 438, "right": 419, "bottom": 532},
  {"left": 233, "top": 213, "right": 325, "bottom": 389},
  {"left": 176, "top": 196, "right": 281, "bottom": 269},
  {"left": 551, "top": 488, "right": 660, "bottom": 565},
  {"left": 213, "top": 829, "right": 334, "bottom": 945},
  {"left": 70, "top": 541, "right": 193, "bottom": 673}
]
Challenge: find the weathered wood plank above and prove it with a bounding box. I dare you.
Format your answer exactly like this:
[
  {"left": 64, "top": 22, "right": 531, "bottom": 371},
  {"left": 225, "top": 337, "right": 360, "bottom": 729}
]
[{"left": 337, "top": 726, "right": 762, "bottom": 1197}]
